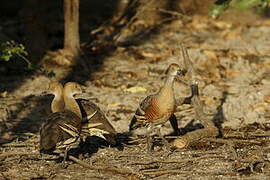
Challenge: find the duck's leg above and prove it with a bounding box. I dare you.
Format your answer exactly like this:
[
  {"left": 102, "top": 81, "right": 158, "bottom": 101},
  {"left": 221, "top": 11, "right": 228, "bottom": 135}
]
[
  {"left": 169, "top": 114, "right": 179, "bottom": 135},
  {"left": 146, "top": 124, "right": 154, "bottom": 153},
  {"left": 156, "top": 127, "right": 171, "bottom": 151},
  {"left": 61, "top": 136, "right": 80, "bottom": 168},
  {"left": 61, "top": 145, "right": 70, "bottom": 168},
  {"left": 146, "top": 134, "right": 153, "bottom": 153}
]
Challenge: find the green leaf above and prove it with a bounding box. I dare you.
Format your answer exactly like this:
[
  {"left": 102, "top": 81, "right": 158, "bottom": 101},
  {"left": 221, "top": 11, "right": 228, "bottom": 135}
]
[
  {"left": 1, "top": 54, "right": 11, "bottom": 61},
  {"left": 0, "top": 40, "right": 34, "bottom": 70},
  {"left": 232, "top": 0, "right": 263, "bottom": 10},
  {"left": 209, "top": 0, "right": 231, "bottom": 18},
  {"left": 27, "top": 62, "right": 34, "bottom": 70}
]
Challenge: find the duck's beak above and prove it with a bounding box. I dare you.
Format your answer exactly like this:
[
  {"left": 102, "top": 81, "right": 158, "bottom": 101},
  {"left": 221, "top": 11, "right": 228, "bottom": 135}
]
[
  {"left": 41, "top": 90, "right": 49, "bottom": 96},
  {"left": 177, "top": 69, "right": 187, "bottom": 76}
]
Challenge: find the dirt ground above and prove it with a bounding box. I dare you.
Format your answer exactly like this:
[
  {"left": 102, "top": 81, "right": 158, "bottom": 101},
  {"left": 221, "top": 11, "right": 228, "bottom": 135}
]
[{"left": 1, "top": 1, "right": 270, "bottom": 179}]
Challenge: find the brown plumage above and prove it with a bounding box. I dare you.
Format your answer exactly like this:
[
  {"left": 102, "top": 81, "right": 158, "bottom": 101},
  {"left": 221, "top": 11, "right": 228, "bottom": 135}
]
[
  {"left": 40, "top": 81, "right": 82, "bottom": 162},
  {"left": 42, "top": 81, "right": 65, "bottom": 113},
  {"left": 129, "top": 63, "right": 186, "bottom": 152},
  {"left": 78, "top": 99, "right": 117, "bottom": 145},
  {"left": 39, "top": 110, "right": 81, "bottom": 153},
  {"left": 63, "top": 82, "right": 117, "bottom": 145}
]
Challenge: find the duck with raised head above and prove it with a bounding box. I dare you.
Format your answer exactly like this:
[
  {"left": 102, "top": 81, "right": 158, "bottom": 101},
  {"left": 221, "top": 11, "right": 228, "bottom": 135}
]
[
  {"left": 129, "top": 63, "right": 187, "bottom": 152},
  {"left": 64, "top": 82, "right": 117, "bottom": 145},
  {"left": 42, "top": 81, "right": 65, "bottom": 113},
  {"left": 39, "top": 81, "right": 83, "bottom": 162}
]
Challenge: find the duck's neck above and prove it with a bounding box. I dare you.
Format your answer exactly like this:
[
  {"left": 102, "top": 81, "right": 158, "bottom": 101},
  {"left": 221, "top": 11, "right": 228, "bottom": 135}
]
[
  {"left": 51, "top": 93, "right": 65, "bottom": 113},
  {"left": 63, "top": 92, "right": 82, "bottom": 119},
  {"left": 158, "top": 75, "right": 176, "bottom": 101}
]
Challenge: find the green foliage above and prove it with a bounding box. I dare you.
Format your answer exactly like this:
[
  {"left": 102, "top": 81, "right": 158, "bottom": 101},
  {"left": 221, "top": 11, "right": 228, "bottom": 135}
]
[
  {"left": 209, "top": 0, "right": 270, "bottom": 18},
  {"left": 209, "top": 0, "right": 231, "bottom": 19},
  {"left": 0, "top": 41, "right": 27, "bottom": 61},
  {"left": 232, "top": 0, "right": 268, "bottom": 10},
  {"left": 0, "top": 41, "right": 33, "bottom": 69}
]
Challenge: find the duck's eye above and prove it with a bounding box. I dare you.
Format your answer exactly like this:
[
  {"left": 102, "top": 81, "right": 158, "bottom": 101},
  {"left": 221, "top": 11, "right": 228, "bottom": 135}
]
[{"left": 76, "top": 85, "right": 80, "bottom": 89}]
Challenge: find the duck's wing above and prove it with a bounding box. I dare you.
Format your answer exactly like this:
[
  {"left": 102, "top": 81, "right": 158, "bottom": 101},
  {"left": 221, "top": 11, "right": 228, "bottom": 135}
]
[
  {"left": 129, "top": 94, "right": 155, "bottom": 131},
  {"left": 78, "top": 99, "right": 116, "bottom": 134},
  {"left": 77, "top": 99, "right": 117, "bottom": 145},
  {"left": 39, "top": 110, "right": 81, "bottom": 153}
]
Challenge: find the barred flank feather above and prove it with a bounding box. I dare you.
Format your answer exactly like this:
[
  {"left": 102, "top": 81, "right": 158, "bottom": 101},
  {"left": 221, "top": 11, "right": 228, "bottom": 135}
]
[{"left": 76, "top": 99, "right": 117, "bottom": 145}]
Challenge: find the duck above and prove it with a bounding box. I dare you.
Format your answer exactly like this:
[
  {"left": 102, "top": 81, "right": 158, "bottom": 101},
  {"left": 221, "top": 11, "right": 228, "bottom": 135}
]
[
  {"left": 129, "top": 63, "right": 186, "bottom": 152},
  {"left": 39, "top": 81, "right": 83, "bottom": 162},
  {"left": 64, "top": 82, "right": 117, "bottom": 145},
  {"left": 42, "top": 81, "right": 65, "bottom": 113}
]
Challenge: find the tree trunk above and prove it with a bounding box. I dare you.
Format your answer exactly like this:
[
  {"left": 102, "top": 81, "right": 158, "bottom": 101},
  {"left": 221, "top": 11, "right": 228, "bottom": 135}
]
[
  {"left": 112, "top": 0, "right": 130, "bottom": 22},
  {"left": 64, "top": 0, "right": 80, "bottom": 60}
]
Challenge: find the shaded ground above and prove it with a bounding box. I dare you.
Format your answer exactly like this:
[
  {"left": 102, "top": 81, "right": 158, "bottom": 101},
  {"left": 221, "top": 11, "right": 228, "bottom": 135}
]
[{"left": 1, "top": 2, "right": 270, "bottom": 180}]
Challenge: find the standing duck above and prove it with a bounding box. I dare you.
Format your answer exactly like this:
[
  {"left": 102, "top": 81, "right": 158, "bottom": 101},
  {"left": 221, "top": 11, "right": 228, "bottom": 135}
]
[
  {"left": 64, "top": 82, "right": 117, "bottom": 145},
  {"left": 129, "top": 63, "right": 186, "bottom": 152}
]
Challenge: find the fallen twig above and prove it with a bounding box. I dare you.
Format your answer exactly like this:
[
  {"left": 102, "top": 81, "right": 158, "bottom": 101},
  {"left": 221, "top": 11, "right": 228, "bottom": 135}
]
[
  {"left": 142, "top": 169, "right": 190, "bottom": 176},
  {"left": 224, "top": 132, "right": 270, "bottom": 139},
  {"left": 156, "top": 8, "right": 190, "bottom": 19},
  {"left": 59, "top": 154, "right": 141, "bottom": 177},
  {"left": 129, "top": 155, "right": 228, "bottom": 165},
  {"left": 0, "top": 151, "right": 141, "bottom": 177},
  {"left": 128, "top": 137, "right": 146, "bottom": 144},
  {"left": 0, "top": 151, "right": 39, "bottom": 158},
  {"left": 173, "top": 127, "right": 218, "bottom": 148},
  {"left": 1, "top": 143, "right": 35, "bottom": 147},
  {"left": 0, "top": 150, "right": 140, "bottom": 176},
  {"left": 142, "top": 169, "right": 238, "bottom": 177},
  {"left": 206, "top": 137, "right": 262, "bottom": 145},
  {"left": 173, "top": 45, "right": 219, "bottom": 148}
]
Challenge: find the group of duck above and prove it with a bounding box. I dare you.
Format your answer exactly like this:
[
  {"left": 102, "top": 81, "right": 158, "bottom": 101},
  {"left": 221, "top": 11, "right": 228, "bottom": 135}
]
[
  {"left": 39, "top": 62, "right": 197, "bottom": 163},
  {"left": 39, "top": 82, "right": 117, "bottom": 161}
]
